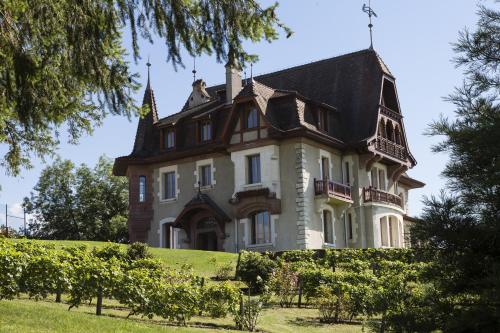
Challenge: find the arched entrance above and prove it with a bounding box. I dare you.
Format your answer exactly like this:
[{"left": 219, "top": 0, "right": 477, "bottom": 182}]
[
  {"left": 195, "top": 218, "right": 219, "bottom": 251},
  {"left": 173, "top": 192, "right": 231, "bottom": 251}
]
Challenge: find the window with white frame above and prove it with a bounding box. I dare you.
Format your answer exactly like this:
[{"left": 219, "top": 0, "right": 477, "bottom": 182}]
[
  {"left": 247, "top": 154, "right": 261, "bottom": 184},
  {"left": 163, "top": 171, "right": 176, "bottom": 199},
  {"left": 139, "top": 176, "right": 146, "bottom": 202},
  {"left": 323, "top": 210, "right": 334, "bottom": 244},
  {"left": 250, "top": 211, "right": 271, "bottom": 244},
  {"left": 200, "top": 164, "right": 212, "bottom": 187}
]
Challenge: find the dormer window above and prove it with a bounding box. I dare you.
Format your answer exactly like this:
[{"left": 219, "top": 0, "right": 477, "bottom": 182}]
[
  {"left": 199, "top": 120, "right": 212, "bottom": 142},
  {"left": 318, "top": 109, "right": 328, "bottom": 132},
  {"left": 245, "top": 107, "right": 259, "bottom": 129},
  {"left": 162, "top": 127, "right": 175, "bottom": 149}
]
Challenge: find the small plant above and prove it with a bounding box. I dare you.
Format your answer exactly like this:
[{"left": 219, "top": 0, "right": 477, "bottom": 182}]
[
  {"left": 236, "top": 251, "right": 276, "bottom": 293},
  {"left": 316, "top": 285, "right": 350, "bottom": 324},
  {"left": 268, "top": 262, "right": 299, "bottom": 307},
  {"left": 215, "top": 261, "right": 234, "bottom": 280},
  {"left": 202, "top": 282, "right": 239, "bottom": 318},
  {"left": 127, "top": 242, "right": 152, "bottom": 260},
  {"left": 234, "top": 293, "right": 264, "bottom": 332}
]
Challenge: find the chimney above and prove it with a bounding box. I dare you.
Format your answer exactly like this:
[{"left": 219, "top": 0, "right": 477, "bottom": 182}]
[{"left": 225, "top": 61, "right": 242, "bottom": 104}]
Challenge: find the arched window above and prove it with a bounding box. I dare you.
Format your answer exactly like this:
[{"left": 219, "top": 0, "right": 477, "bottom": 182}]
[
  {"left": 250, "top": 211, "right": 271, "bottom": 245},
  {"left": 394, "top": 126, "right": 401, "bottom": 145},
  {"left": 380, "top": 216, "right": 402, "bottom": 248},
  {"left": 386, "top": 121, "right": 394, "bottom": 142},
  {"left": 378, "top": 119, "right": 386, "bottom": 138},
  {"left": 323, "top": 210, "right": 334, "bottom": 244},
  {"left": 245, "top": 108, "right": 259, "bottom": 129}
]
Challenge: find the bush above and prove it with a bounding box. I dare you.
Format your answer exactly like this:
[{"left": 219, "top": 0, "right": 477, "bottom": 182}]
[
  {"left": 215, "top": 261, "right": 234, "bottom": 280},
  {"left": 127, "top": 242, "right": 152, "bottom": 261},
  {"left": 201, "top": 282, "right": 240, "bottom": 318},
  {"left": 237, "top": 251, "right": 276, "bottom": 293},
  {"left": 235, "top": 293, "right": 264, "bottom": 332},
  {"left": 268, "top": 262, "right": 299, "bottom": 307}
]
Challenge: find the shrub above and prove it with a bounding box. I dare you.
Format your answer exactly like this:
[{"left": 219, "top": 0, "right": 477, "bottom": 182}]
[
  {"left": 0, "top": 240, "right": 25, "bottom": 299},
  {"left": 215, "top": 261, "right": 234, "bottom": 280},
  {"left": 201, "top": 282, "right": 240, "bottom": 318},
  {"left": 127, "top": 242, "right": 152, "bottom": 261},
  {"left": 298, "top": 267, "right": 336, "bottom": 303},
  {"left": 268, "top": 262, "right": 299, "bottom": 307},
  {"left": 235, "top": 293, "right": 264, "bottom": 332},
  {"left": 237, "top": 251, "right": 276, "bottom": 293}
]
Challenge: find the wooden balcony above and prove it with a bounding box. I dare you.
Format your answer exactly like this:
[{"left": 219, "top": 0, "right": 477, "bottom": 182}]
[
  {"left": 314, "top": 179, "right": 352, "bottom": 203},
  {"left": 379, "top": 105, "right": 402, "bottom": 120},
  {"left": 376, "top": 136, "right": 407, "bottom": 161},
  {"left": 363, "top": 187, "right": 403, "bottom": 208}
]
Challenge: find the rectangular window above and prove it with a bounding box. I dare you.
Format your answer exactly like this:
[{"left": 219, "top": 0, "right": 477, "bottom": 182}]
[
  {"left": 200, "top": 165, "right": 212, "bottom": 187},
  {"left": 323, "top": 210, "right": 333, "bottom": 244},
  {"left": 371, "top": 168, "right": 379, "bottom": 188},
  {"left": 245, "top": 108, "right": 259, "bottom": 129},
  {"left": 378, "top": 169, "right": 386, "bottom": 191},
  {"left": 200, "top": 120, "right": 212, "bottom": 142},
  {"left": 247, "top": 155, "right": 261, "bottom": 184},
  {"left": 348, "top": 213, "right": 353, "bottom": 240},
  {"left": 321, "top": 157, "right": 330, "bottom": 180},
  {"left": 251, "top": 211, "right": 271, "bottom": 244},
  {"left": 163, "top": 171, "right": 176, "bottom": 199},
  {"left": 344, "top": 161, "right": 350, "bottom": 185},
  {"left": 394, "top": 181, "right": 399, "bottom": 195},
  {"left": 139, "top": 176, "right": 146, "bottom": 202},
  {"left": 318, "top": 109, "right": 328, "bottom": 132},
  {"left": 163, "top": 128, "right": 175, "bottom": 149}
]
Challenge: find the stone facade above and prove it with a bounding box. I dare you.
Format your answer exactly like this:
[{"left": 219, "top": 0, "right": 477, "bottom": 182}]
[{"left": 114, "top": 49, "right": 425, "bottom": 252}]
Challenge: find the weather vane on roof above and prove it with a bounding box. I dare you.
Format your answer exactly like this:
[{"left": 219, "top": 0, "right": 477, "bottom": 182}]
[
  {"left": 192, "top": 57, "right": 197, "bottom": 82},
  {"left": 362, "top": 0, "right": 377, "bottom": 49}
]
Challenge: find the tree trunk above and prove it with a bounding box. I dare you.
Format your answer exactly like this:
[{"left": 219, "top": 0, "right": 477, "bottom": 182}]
[
  {"left": 55, "top": 291, "right": 62, "bottom": 303},
  {"left": 96, "top": 289, "right": 103, "bottom": 315}
]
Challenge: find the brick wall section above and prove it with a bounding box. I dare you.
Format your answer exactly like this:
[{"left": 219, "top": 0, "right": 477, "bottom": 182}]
[
  {"left": 295, "top": 143, "right": 310, "bottom": 249},
  {"left": 127, "top": 165, "right": 154, "bottom": 243}
]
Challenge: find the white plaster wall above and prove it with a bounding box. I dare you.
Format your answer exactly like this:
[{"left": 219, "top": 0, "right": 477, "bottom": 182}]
[{"left": 230, "top": 145, "right": 281, "bottom": 198}]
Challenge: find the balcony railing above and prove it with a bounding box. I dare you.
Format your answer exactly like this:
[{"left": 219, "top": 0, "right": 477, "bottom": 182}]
[
  {"left": 314, "top": 179, "right": 352, "bottom": 201},
  {"left": 376, "top": 136, "right": 407, "bottom": 161},
  {"left": 363, "top": 187, "right": 403, "bottom": 208},
  {"left": 379, "top": 105, "right": 402, "bottom": 120}
]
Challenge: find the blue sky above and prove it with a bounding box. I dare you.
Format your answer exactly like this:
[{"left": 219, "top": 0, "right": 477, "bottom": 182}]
[{"left": 0, "top": 0, "right": 483, "bottom": 230}]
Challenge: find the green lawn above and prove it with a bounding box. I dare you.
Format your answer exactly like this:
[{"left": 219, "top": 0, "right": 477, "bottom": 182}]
[
  {"left": 0, "top": 298, "right": 363, "bottom": 333},
  {"left": 10, "top": 239, "right": 238, "bottom": 277}
]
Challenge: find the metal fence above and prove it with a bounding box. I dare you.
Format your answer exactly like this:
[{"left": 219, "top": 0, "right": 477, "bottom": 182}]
[{"left": 1, "top": 203, "right": 26, "bottom": 237}]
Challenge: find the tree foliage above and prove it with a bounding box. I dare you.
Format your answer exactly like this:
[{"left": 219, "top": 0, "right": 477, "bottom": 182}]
[
  {"left": 411, "top": 3, "right": 500, "bottom": 331},
  {"left": 0, "top": 0, "right": 290, "bottom": 175},
  {"left": 24, "top": 155, "right": 128, "bottom": 242}
]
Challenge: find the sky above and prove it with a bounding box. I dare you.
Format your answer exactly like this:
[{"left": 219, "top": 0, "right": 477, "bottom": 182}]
[{"left": 0, "top": 0, "right": 484, "bottom": 230}]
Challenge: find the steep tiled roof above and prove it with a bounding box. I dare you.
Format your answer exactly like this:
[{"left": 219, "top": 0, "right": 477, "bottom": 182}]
[
  {"left": 204, "top": 48, "right": 390, "bottom": 144},
  {"left": 132, "top": 78, "right": 159, "bottom": 156}
]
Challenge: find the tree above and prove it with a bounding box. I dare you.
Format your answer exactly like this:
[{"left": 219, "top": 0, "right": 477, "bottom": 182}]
[
  {"left": 0, "top": 0, "right": 290, "bottom": 176},
  {"left": 411, "top": 4, "right": 500, "bottom": 332},
  {"left": 24, "top": 155, "right": 128, "bottom": 242}
]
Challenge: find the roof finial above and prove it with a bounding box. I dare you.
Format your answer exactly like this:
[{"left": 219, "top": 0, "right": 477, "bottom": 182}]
[
  {"left": 250, "top": 63, "right": 253, "bottom": 80},
  {"left": 146, "top": 56, "right": 151, "bottom": 85},
  {"left": 362, "top": 0, "right": 377, "bottom": 49},
  {"left": 192, "top": 57, "right": 197, "bottom": 82}
]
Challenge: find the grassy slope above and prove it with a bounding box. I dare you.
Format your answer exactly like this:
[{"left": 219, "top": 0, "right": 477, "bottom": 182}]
[{"left": 11, "top": 239, "right": 238, "bottom": 277}]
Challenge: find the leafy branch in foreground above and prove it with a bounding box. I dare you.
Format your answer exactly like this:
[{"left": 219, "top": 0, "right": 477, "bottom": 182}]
[{"left": 0, "top": 0, "right": 291, "bottom": 175}]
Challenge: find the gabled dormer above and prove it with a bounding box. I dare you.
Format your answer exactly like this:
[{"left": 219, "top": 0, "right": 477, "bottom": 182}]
[{"left": 223, "top": 79, "right": 275, "bottom": 146}]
